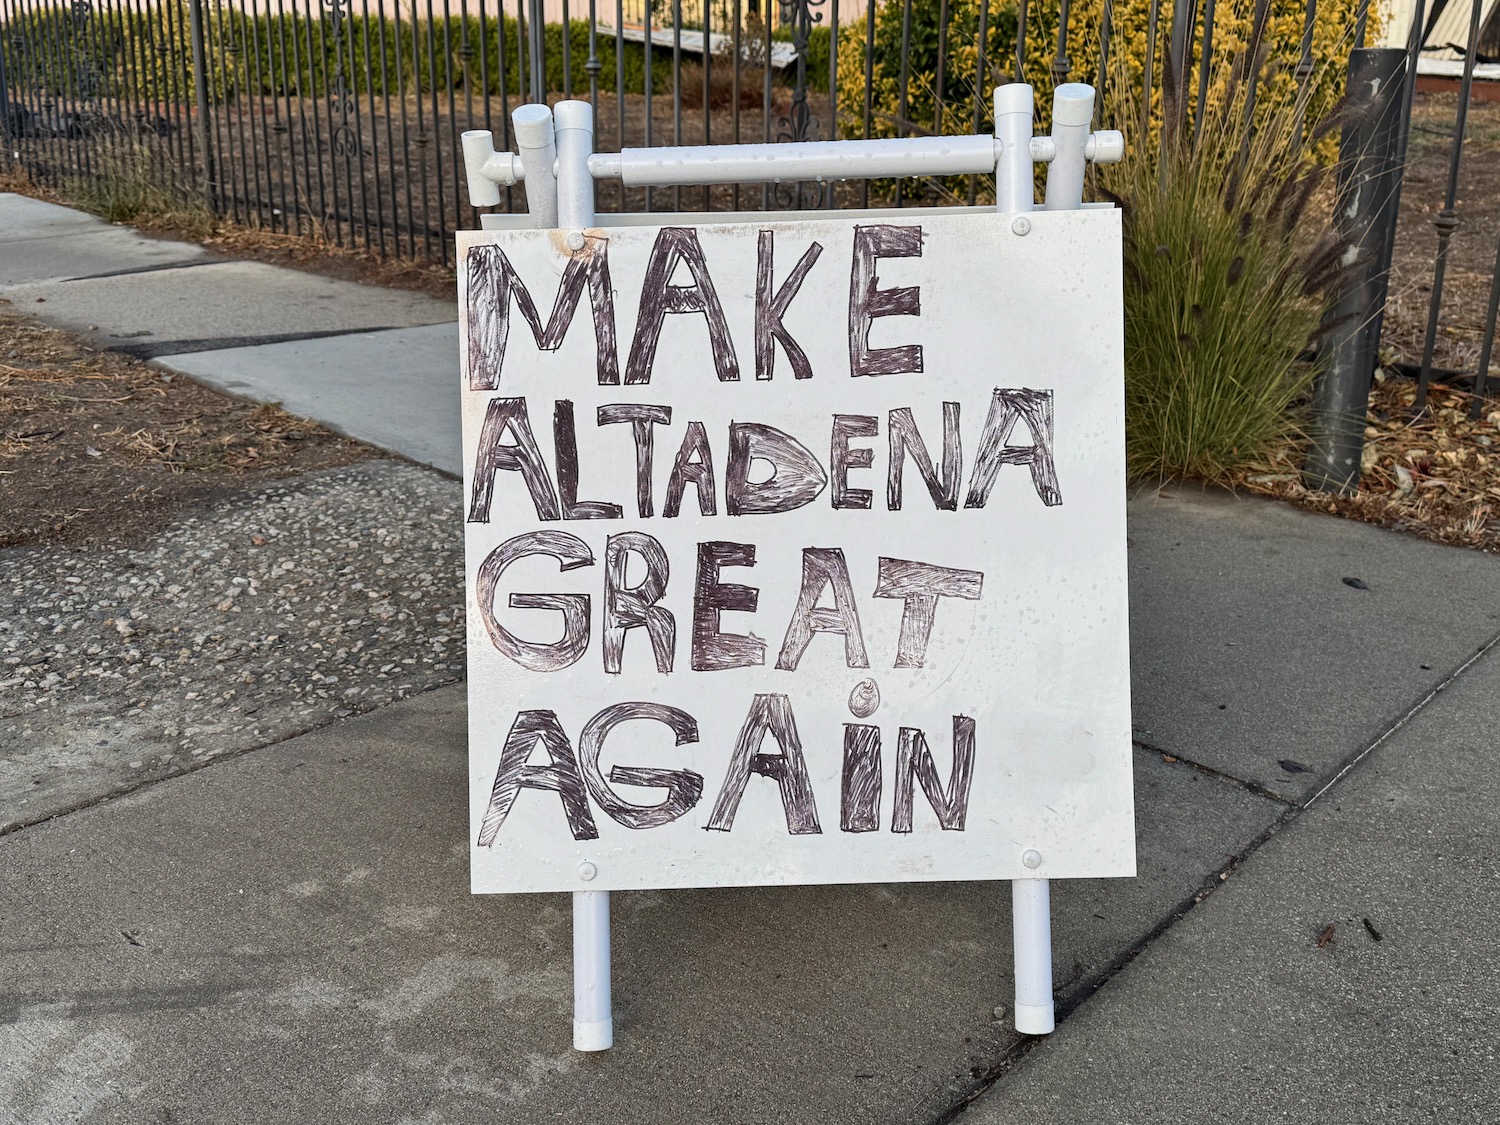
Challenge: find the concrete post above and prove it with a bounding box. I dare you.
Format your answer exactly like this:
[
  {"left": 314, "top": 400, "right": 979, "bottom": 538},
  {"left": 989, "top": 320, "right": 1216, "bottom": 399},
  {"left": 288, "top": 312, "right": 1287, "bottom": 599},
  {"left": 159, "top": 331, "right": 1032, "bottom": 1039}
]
[{"left": 1304, "top": 48, "right": 1407, "bottom": 494}]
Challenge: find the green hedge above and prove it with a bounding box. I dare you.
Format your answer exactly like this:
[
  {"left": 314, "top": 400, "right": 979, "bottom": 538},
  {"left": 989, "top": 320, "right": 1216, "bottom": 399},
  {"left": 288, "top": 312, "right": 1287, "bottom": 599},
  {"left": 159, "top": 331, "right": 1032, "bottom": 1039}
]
[{"left": 3, "top": 6, "right": 831, "bottom": 105}]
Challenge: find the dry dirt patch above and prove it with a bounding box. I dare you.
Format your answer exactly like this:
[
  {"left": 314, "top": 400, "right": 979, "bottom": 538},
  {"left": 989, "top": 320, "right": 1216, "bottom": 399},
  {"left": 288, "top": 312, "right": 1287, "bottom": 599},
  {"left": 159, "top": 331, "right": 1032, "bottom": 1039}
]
[{"left": 0, "top": 307, "right": 371, "bottom": 549}]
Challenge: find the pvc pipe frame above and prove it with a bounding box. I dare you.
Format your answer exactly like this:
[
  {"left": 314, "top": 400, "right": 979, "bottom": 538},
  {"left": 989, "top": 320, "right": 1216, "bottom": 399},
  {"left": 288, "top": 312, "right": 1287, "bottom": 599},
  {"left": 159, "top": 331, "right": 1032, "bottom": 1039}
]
[
  {"left": 481, "top": 85, "right": 1102, "bottom": 1049},
  {"left": 461, "top": 87, "right": 1122, "bottom": 212}
]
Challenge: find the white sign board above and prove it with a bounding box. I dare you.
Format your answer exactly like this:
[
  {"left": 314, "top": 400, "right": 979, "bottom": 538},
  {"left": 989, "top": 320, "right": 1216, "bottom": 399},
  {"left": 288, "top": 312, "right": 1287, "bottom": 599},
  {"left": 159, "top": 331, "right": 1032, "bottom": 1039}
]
[{"left": 458, "top": 208, "right": 1134, "bottom": 895}]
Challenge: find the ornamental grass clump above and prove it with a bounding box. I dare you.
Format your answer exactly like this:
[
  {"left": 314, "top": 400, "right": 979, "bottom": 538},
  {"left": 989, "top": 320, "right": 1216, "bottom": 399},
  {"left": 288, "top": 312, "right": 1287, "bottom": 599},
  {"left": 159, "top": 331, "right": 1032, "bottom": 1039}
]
[
  {"left": 60, "top": 143, "right": 214, "bottom": 238},
  {"left": 1105, "top": 52, "right": 1349, "bottom": 481}
]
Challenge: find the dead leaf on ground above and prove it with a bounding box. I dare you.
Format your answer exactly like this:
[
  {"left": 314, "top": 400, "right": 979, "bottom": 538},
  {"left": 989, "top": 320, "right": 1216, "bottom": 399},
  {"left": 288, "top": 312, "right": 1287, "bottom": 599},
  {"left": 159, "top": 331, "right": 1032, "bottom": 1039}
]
[{"left": 1235, "top": 380, "right": 1500, "bottom": 553}]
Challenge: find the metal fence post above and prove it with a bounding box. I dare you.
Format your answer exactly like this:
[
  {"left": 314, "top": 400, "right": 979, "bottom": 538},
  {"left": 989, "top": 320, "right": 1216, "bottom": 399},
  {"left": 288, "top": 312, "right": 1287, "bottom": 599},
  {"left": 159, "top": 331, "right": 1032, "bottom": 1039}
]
[
  {"left": 1303, "top": 48, "right": 1406, "bottom": 494},
  {"left": 187, "top": 0, "right": 217, "bottom": 211},
  {"left": 0, "top": 29, "right": 11, "bottom": 151},
  {"left": 528, "top": 0, "right": 546, "bottom": 102}
]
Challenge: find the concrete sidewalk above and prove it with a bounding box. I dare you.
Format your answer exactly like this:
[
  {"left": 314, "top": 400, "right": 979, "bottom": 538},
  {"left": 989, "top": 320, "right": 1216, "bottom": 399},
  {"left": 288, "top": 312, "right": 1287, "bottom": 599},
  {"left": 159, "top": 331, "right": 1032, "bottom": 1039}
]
[
  {"left": 3, "top": 194, "right": 1500, "bottom": 1123},
  {"left": 957, "top": 637, "right": 1500, "bottom": 1125},
  {"left": 0, "top": 194, "right": 460, "bottom": 474}
]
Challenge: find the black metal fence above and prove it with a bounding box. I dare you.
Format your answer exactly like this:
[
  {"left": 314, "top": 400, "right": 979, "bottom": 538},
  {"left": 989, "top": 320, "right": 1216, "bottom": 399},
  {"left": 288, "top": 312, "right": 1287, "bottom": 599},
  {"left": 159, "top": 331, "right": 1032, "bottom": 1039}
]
[
  {"left": 1, "top": 0, "right": 1497, "bottom": 407},
  {"left": 0, "top": 0, "right": 843, "bottom": 258}
]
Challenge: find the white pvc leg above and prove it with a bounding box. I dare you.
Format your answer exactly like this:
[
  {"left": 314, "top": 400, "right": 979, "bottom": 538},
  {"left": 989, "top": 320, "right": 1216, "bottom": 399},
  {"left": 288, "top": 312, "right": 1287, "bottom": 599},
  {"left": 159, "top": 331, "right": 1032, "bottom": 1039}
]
[
  {"left": 1043, "top": 83, "right": 1095, "bottom": 212},
  {"left": 993, "top": 84, "right": 1036, "bottom": 214},
  {"left": 512, "top": 102, "right": 559, "bottom": 229},
  {"left": 1012, "top": 878, "right": 1055, "bottom": 1035},
  {"left": 554, "top": 100, "right": 597, "bottom": 230},
  {"left": 573, "top": 889, "right": 613, "bottom": 1051},
  {"left": 552, "top": 101, "right": 614, "bottom": 1053}
]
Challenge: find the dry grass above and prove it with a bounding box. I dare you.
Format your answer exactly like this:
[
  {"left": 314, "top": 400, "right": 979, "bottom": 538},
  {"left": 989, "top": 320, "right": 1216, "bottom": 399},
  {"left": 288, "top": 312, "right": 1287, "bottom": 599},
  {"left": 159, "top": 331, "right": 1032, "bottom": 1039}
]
[
  {"left": 677, "top": 60, "right": 777, "bottom": 112},
  {"left": 1235, "top": 377, "right": 1500, "bottom": 552},
  {"left": 1101, "top": 53, "right": 1346, "bottom": 483}
]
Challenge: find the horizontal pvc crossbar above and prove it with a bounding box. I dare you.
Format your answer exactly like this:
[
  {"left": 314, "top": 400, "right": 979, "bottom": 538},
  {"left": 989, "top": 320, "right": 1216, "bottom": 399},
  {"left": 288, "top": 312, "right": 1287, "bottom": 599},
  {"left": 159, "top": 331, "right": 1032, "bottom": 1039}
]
[
  {"left": 586, "top": 134, "right": 1122, "bottom": 188},
  {"left": 464, "top": 128, "right": 1124, "bottom": 198},
  {"left": 588, "top": 135, "right": 999, "bottom": 186}
]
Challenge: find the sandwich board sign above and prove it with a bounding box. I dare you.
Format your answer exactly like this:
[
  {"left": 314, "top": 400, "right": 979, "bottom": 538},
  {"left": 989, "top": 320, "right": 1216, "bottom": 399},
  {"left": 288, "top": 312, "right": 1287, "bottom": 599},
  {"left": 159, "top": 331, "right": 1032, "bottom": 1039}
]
[{"left": 457, "top": 207, "right": 1135, "bottom": 895}]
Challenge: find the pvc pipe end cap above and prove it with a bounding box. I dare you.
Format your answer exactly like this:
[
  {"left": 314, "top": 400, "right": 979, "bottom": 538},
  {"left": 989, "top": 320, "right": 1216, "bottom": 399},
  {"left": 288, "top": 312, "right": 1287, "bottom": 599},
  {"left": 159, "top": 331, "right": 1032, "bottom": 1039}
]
[
  {"left": 512, "top": 102, "right": 555, "bottom": 145},
  {"left": 1014, "top": 1003, "right": 1056, "bottom": 1036},
  {"left": 1090, "top": 129, "right": 1126, "bottom": 163},
  {"left": 573, "top": 1019, "right": 614, "bottom": 1052},
  {"left": 993, "top": 82, "right": 1034, "bottom": 117},
  {"left": 554, "top": 100, "right": 595, "bottom": 131},
  {"left": 1052, "top": 82, "right": 1096, "bottom": 127}
]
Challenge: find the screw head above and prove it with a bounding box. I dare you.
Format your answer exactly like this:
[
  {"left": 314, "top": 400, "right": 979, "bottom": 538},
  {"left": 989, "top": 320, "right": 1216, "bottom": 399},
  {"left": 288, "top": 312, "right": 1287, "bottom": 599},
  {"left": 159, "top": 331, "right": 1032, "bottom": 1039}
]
[
  {"left": 565, "top": 230, "right": 586, "bottom": 251},
  {"left": 1011, "top": 216, "right": 1032, "bottom": 237},
  {"left": 577, "top": 861, "right": 598, "bottom": 881},
  {"left": 1022, "top": 849, "right": 1043, "bottom": 869}
]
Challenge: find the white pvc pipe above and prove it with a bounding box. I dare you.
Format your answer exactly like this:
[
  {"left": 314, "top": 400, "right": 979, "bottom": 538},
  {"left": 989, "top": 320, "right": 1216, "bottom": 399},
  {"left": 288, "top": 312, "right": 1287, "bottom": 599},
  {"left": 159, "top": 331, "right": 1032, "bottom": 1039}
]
[
  {"left": 993, "top": 84, "right": 1035, "bottom": 214},
  {"left": 1043, "top": 83, "right": 1095, "bottom": 212},
  {"left": 591, "top": 133, "right": 999, "bottom": 187},
  {"left": 466, "top": 89, "right": 1120, "bottom": 210},
  {"left": 460, "top": 130, "right": 523, "bottom": 207},
  {"left": 1012, "top": 878, "right": 1055, "bottom": 1034},
  {"left": 1085, "top": 130, "right": 1126, "bottom": 163},
  {"left": 573, "top": 889, "right": 613, "bottom": 1051},
  {"left": 554, "top": 100, "right": 596, "bottom": 232},
  {"left": 997, "top": 94, "right": 1058, "bottom": 1034},
  {"left": 548, "top": 99, "right": 615, "bottom": 1054},
  {"left": 512, "top": 103, "right": 559, "bottom": 229},
  {"left": 1030, "top": 131, "right": 1125, "bottom": 164}
]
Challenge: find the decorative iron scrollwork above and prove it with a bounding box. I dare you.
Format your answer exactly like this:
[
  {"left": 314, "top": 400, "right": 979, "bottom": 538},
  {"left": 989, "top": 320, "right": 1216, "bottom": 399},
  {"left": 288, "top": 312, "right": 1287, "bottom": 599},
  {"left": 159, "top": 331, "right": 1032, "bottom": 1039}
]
[
  {"left": 773, "top": 0, "right": 826, "bottom": 209},
  {"left": 69, "top": 0, "right": 101, "bottom": 113},
  {"left": 325, "top": 0, "right": 362, "bottom": 159}
]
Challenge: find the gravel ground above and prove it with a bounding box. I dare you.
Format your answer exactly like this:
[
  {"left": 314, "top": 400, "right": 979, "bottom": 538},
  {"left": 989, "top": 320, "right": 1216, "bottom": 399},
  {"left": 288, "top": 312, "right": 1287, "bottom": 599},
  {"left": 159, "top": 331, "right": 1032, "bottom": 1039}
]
[{"left": 0, "top": 460, "right": 465, "bottom": 832}]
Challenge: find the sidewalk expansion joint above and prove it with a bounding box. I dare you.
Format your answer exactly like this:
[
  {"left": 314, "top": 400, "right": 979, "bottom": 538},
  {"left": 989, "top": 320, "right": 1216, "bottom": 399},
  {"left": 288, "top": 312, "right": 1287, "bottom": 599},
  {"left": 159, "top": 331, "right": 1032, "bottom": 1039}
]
[
  {"left": 118, "top": 323, "right": 453, "bottom": 360},
  {"left": 931, "top": 802, "right": 1300, "bottom": 1125},
  {"left": 56, "top": 257, "right": 226, "bottom": 284},
  {"left": 0, "top": 679, "right": 462, "bottom": 842},
  {"left": 1132, "top": 740, "right": 1296, "bottom": 806}
]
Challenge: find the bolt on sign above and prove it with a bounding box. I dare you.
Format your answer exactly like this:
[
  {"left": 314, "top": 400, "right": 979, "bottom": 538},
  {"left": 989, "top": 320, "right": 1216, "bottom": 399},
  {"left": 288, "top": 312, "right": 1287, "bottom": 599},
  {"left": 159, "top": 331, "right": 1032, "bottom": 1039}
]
[{"left": 459, "top": 208, "right": 1135, "bottom": 894}]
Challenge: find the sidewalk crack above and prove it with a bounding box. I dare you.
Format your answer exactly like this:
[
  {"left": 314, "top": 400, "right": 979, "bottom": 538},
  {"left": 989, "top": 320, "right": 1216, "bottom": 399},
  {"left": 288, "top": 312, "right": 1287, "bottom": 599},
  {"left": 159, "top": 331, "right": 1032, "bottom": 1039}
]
[
  {"left": 1133, "top": 741, "right": 1294, "bottom": 806},
  {"left": 1305, "top": 624, "right": 1500, "bottom": 809}
]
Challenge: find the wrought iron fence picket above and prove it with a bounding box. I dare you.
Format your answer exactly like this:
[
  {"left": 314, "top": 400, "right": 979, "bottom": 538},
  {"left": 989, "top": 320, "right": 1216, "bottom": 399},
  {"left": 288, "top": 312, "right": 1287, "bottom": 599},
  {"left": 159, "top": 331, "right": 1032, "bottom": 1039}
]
[
  {"left": 970, "top": 0, "right": 990, "bottom": 205},
  {"left": 1415, "top": 0, "right": 1488, "bottom": 412}
]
